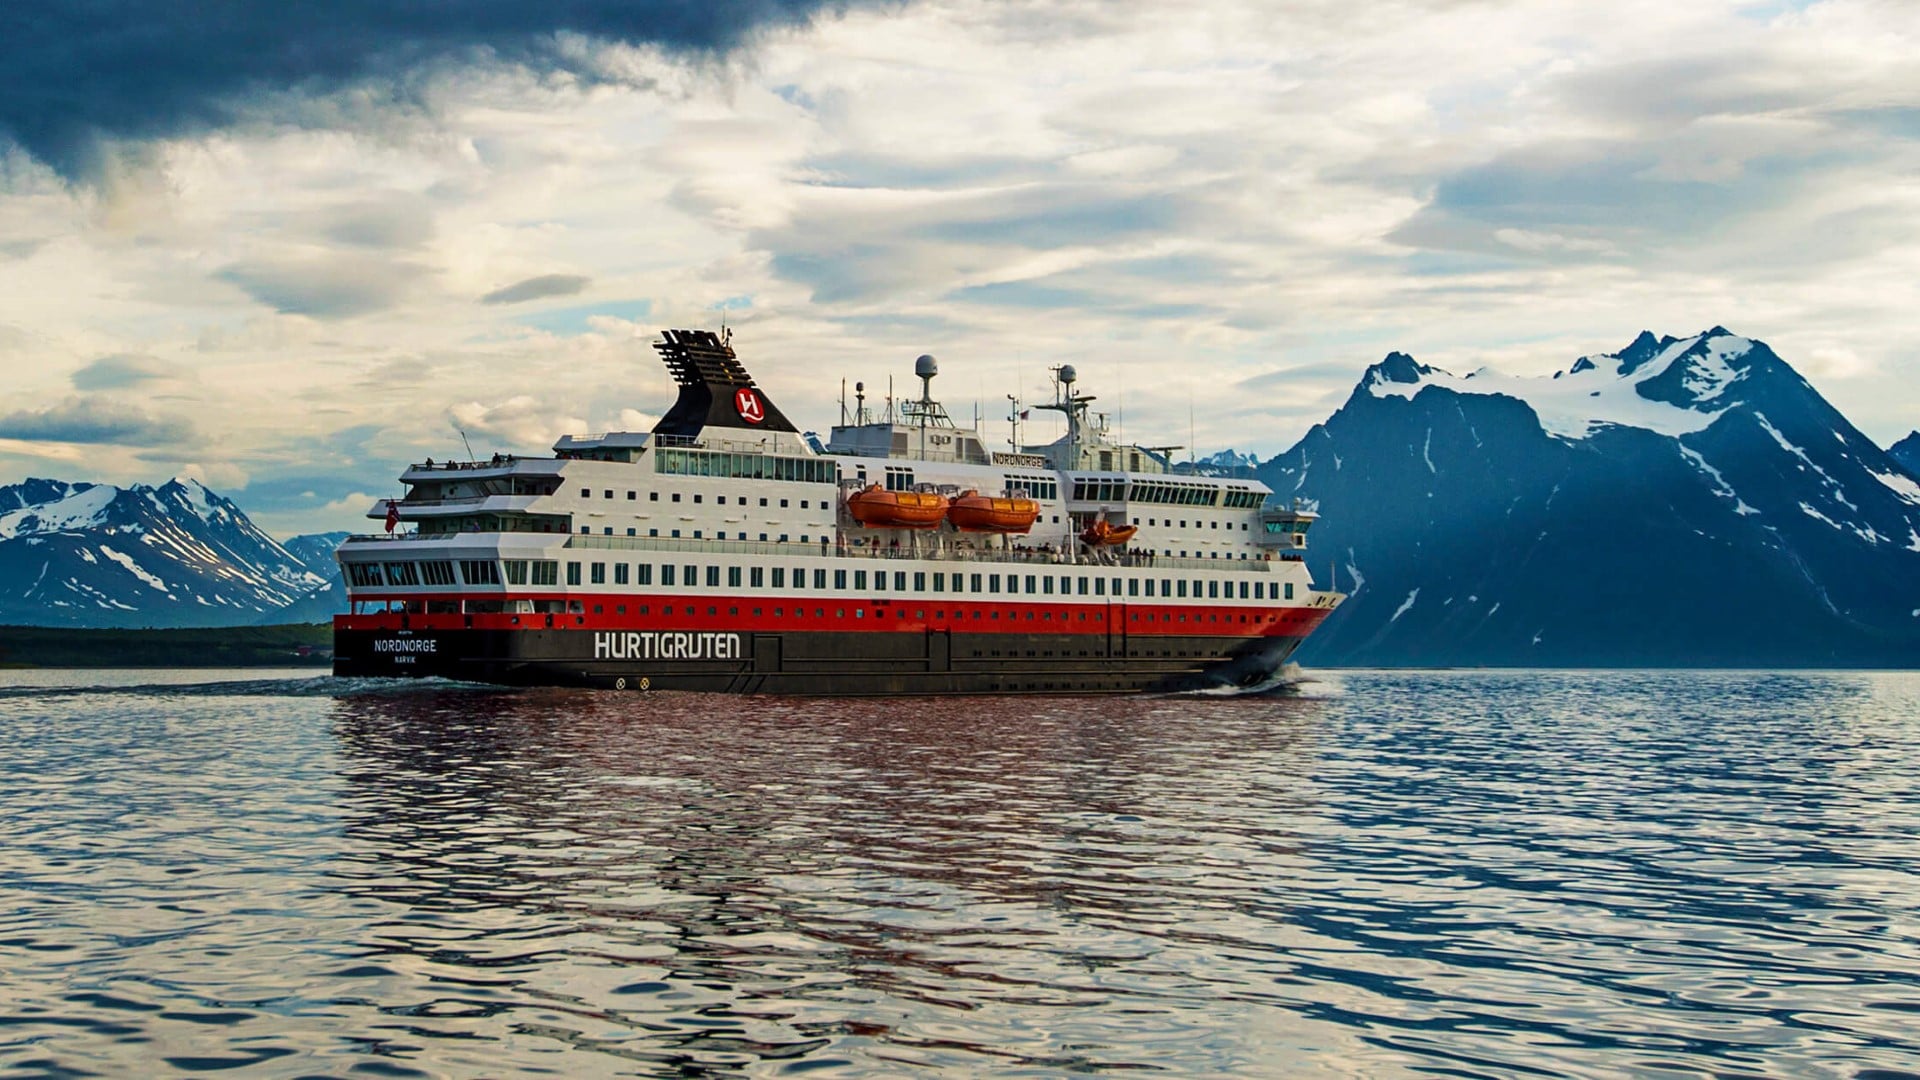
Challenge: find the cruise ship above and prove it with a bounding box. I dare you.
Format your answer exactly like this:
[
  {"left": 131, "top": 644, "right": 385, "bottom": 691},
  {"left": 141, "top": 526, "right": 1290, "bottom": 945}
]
[{"left": 333, "top": 329, "right": 1342, "bottom": 693}]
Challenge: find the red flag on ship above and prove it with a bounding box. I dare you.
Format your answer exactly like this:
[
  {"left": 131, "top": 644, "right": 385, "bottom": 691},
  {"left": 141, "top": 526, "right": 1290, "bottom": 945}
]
[{"left": 384, "top": 500, "right": 399, "bottom": 533}]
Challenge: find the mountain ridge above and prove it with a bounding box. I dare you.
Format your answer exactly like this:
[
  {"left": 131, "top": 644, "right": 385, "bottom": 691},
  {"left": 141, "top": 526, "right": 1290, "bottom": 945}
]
[
  {"left": 0, "top": 476, "right": 345, "bottom": 628},
  {"left": 1261, "top": 328, "right": 1920, "bottom": 667}
]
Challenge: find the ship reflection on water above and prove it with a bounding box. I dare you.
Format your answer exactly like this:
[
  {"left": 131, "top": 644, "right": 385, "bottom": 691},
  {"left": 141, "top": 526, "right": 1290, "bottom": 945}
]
[
  {"left": 7, "top": 670, "right": 1919, "bottom": 1075},
  {"left": 326, "top": 687, "right": 1333, "bottom": 1074}
]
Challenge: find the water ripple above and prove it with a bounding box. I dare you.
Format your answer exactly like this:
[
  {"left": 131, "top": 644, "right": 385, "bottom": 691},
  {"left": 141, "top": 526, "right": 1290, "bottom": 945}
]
[{"left": 0, "top": 669, "right": 1917, "bottom": 1076}]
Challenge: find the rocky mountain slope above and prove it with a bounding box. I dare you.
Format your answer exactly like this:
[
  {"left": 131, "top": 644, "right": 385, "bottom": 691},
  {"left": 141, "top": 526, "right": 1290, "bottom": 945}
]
[
  {"left": 0, "top": 478, "right": 340, "bottom": 628},
  {"left": 1261, "top": 329, "right": 1920, "bottom": 667}
]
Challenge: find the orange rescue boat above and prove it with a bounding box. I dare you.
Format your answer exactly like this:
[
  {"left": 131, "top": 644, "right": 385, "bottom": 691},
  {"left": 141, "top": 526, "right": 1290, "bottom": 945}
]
[
  {"left": 1080, "top": 519, "right": 1139, "bottom": 546},
  {"left": 846, "top": 484, "right": 950, "bottom": 529},
  {"left": 947, "top": 490, "right": 1040, "bottom": 534}
]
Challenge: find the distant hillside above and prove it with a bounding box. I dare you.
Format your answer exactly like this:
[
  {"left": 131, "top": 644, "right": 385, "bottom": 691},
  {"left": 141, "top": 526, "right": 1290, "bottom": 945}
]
[{"left": 0, "top": 624, "right": 332, "bottom": 667}]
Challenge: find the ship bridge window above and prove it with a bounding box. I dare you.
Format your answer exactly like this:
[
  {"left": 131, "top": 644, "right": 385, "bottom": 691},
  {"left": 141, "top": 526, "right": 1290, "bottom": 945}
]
[
  {"left": 654, "top": 448, "right": 834, "bottom": 484},
  {"left": 420, "top": 561, "right": 456, "bottom": 586},
  {"left": 532, "top": 561, "right": 558, "bottom": 586},
  {"left": 1004, "top": 475, "right": 1057, "bottom": 502},
  {"left": 348, "top": 563, "right": 384, "bottom": 587},
  {"left": 384, "top": 562, "right": 421, "bottom": 586},
  {"left": 503, "top": 561, "right": 528, "bottom": 586},
  {"left": 460, "top": 560, "right": 501, "bottom": 586}
]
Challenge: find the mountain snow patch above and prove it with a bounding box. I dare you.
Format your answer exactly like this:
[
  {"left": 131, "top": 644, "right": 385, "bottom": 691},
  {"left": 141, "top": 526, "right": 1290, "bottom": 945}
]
[
  {"left": 99, "top": 546, "right": 169, "bottom": 592},
  {"left": 0, "top": 484, "right": 116, "bottom": 540},
  {"left": 1389, "top": 588, "right": 1420, "bottom": 623},
  {"left": 1869, "top": 468, "right": 1920, "bottom": 507},
  {"left": 1366, "top": 332, "right": 1743, "bottom": 440}
]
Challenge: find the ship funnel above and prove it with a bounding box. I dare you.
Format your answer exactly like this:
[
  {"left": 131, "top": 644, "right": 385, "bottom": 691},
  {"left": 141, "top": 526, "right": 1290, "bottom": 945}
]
[{"left": 650, "top": 328, "right": 800, "bottom": 437}]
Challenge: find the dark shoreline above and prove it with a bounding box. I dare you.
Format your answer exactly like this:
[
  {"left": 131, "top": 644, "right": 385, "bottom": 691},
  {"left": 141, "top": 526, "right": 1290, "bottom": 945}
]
[{"left": 0, "top": 624, "right": 333, "bottom": 669}]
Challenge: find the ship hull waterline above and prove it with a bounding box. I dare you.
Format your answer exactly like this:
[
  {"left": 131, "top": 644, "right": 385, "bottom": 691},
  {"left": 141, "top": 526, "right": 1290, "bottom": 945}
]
[{"left": 333, "top": 621, "right": 1321, "bottom": 695}]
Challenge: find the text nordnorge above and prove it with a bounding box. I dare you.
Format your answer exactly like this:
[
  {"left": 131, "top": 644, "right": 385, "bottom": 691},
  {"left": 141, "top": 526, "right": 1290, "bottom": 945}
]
[
  {"left": 373, "top": 639, "right": 437, "bottom": 654},
  {"left": 595, "top": 631, "right": 742, "bottom": 661}
]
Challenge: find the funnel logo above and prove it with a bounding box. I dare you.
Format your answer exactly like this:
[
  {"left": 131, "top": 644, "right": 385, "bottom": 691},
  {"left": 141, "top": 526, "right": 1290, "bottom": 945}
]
[{"left": 734, "top": 387, "right": 766, "bottom": 424}]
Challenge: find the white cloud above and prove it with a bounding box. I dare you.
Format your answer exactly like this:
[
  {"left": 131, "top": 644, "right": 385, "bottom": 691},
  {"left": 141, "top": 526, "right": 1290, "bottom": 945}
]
[{"left": 0, "top": 0, "right": 1918, "bottom": 518}]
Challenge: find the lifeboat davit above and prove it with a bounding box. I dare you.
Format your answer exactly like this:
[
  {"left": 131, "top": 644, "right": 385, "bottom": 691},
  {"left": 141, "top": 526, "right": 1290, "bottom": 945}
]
[
  {"left": 1080, "top": 519, "right": 1139, "bottom": 546},
  {"left": 846, "top": 484, "right": 950, "bottom": 529},
  {"left": 947, "top": 490, "right": 1040, "bottom": 534}
]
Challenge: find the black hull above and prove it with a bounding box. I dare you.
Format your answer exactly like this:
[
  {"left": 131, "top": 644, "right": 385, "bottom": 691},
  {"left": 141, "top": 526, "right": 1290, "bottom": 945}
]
[{"left": 334, "top": 626, "right": 1308, "bottom": 695}]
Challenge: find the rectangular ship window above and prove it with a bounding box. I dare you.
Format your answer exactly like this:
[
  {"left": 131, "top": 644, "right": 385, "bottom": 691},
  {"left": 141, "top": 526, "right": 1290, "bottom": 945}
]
[
  {"left": 971, "top": 574, "right": 982, "bottom": 593},
  {"left": 989, "top": 574, "right": 1000, "bottom": 593},
  {"left": 728, "top": 566, "right": 741, "bottom": 587},
  {"left": 894, "top": 571, "right": 906, "bottom": 591},
  {"left": 914, "top": 572, "right": 926, "bottom": 591},
  {"left": 751, "top": 567, "right": 764, "bottom": 588},
  {"left": 1285, "top": 582, "right": 1295, "bottom": 600},
  {"left": 662, "top": 564, "right": 676, "bottom": 587},
  {"left": 636, "top": 564, "right": 652, "bottom": 586},
  {"left": 566, "top": 562, "right": 582, "bottom": 586},
  {"left": 813, "top": 568, "right": 827, "bottom": 589},
  {"left": 706, "top": 565, "right": 720, "bottom": 587},
  {"left": 855, "top": 570, "right": 867, "bottom": 589},
  {"left": 772, "top": 567, "right": 786, "bottom": 588},
  {"left": 532, "top": 561, "right": 558, "bottom": 586},
  {"left": 590, "top": 562, "right": 606, "bottom": 585},
  {"left": 614, "top": 564, "right": 629, "bottom": 585},
  {"left": 835, "top": 569, "right": 847, "bottom": 589}
]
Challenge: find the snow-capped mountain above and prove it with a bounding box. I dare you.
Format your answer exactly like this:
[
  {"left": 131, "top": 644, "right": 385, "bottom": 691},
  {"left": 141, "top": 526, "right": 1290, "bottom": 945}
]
[
  {"left": 1261, "top": 329, "right": 1920, "bottom": 667},
  {"left": 0, "top": 477, "right": 335, "bottom": 628},
  {"left": 1889, "top": 432, "right": 1920, "bottom": 477},
  {"left": 1188, "top": 449, "right": 1262, "bottom": 476}
]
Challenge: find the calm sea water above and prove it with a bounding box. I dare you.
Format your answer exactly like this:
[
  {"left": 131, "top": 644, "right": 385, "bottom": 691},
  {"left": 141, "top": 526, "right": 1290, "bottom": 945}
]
[{"left": 1, "top": 669, "right": 1918, "bottom": 1078}]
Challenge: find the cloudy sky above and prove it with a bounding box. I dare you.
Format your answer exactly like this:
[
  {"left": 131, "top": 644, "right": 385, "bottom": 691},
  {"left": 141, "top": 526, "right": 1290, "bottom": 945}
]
[{"left": 2, "top": 0, "right": 1917, "bottom": 537}]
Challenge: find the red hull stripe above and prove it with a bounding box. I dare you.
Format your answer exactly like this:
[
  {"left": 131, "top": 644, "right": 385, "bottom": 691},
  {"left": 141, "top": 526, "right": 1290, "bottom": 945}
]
[{"left": 337, "top": 592, "right": 1332, "bottom": 638}]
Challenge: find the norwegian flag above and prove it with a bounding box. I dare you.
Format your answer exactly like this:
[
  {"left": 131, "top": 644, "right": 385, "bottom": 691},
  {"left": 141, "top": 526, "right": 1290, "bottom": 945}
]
[{"left": 384, "top": 499, "right": 400, "bottom": 533}]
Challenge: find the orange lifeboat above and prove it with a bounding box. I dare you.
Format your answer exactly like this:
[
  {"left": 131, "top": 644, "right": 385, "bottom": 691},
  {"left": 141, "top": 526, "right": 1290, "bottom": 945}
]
[
  {"left": 947, "top": 490, "right": 1040, "bottom": 534},
  {"left": 1079, "top": 519, "right": 1139, "bottom": 546},
  {"left": 846, "top": 484, "right": 950, "bottom": 529}
]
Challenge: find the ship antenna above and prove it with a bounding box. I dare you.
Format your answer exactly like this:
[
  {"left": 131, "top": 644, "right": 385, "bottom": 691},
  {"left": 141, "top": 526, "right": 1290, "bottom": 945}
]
[
  {"left": 840, "top": 377, "right": 847, "bottom": 426},
  {"left": 458, "top": 427, "right": 475, "bottom": 463}
]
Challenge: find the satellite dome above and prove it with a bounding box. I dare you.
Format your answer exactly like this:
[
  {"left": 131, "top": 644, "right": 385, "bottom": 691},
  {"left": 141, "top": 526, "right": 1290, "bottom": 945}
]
[
  {"left": 1059, "top": 364, "right": 1077, "bottom": 385},
  {"left": 914, "top": 354, "right": 938, "bottom": 378}
]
